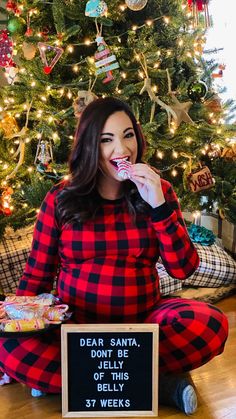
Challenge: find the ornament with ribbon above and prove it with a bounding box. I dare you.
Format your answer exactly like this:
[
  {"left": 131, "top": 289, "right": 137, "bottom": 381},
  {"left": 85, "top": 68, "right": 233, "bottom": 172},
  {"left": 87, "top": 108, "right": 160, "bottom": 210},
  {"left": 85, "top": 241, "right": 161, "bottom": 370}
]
[
  {"left": 187, "top": 0, "right": 211, "bottom": 28},
  {"left": 85, "top": 0, "right": 108, "bottom": 17},
  {"left": 94, "top": 34, "right": 119, "bottom": 84},
  {"left": 0, "top": 186, "right": 13, "bottom": 216},
  {"left": 38, "top": 42, "right": 63, "bottom": 75},
  {"left": 187, "top": 163, "right": 215, "bottom": 193},
  {"left": 0, "top": 30, "right": 14, "bottom": 68}
]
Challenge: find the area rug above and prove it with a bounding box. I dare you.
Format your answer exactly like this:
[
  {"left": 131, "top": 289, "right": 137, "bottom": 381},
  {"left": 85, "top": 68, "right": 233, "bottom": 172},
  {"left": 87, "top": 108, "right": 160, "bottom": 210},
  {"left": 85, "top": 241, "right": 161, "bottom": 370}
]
[{"left": 172, "top": 283, "right": 236, "bottom": 304}]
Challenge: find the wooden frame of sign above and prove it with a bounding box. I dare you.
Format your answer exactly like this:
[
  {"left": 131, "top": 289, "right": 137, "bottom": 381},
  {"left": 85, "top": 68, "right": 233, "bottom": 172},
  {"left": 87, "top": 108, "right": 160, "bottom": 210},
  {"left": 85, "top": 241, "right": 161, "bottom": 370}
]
[{"left": 61, "top": 324, "right": 159, "bottom": 417}]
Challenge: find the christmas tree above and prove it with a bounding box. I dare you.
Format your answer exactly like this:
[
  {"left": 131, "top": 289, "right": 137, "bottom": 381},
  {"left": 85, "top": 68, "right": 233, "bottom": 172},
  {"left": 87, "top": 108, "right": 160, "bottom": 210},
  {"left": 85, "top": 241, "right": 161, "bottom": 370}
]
[{"left": 0, "top": 0, "right": 235, "bottom": 237}]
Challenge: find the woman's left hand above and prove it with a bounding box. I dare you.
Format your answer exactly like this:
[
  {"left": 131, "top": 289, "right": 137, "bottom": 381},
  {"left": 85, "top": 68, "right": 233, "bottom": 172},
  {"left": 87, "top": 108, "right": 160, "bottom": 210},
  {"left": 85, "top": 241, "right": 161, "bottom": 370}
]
[{"left": 129, "top": 163, "right": 165, "bottom": 208}]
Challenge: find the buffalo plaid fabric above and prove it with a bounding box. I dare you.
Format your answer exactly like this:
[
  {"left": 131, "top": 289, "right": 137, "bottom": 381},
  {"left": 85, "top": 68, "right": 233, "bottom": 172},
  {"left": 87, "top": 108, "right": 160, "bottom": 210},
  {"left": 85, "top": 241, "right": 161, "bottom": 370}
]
[
  {"left": 2, "top": 179, "right": 224, "bottom": 393},
  {"left": 0, "top": 297, "right": 228, "bottom": 393},
  {"left": 15, "top": 179, "right": 199, "bottom": 323}
]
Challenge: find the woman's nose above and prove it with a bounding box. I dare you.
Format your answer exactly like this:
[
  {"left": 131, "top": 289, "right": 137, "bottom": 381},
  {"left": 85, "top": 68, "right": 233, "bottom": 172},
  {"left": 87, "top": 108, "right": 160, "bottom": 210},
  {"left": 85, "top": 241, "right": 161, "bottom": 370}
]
[{"left": 114, "top": 138, "right": 127, "bottom": 154}]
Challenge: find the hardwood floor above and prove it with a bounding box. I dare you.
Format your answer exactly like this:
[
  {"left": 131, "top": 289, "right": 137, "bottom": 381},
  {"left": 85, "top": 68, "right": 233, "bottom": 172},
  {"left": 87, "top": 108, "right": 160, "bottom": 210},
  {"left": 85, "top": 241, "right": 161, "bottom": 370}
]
[{"left": 1, "top": 295, "right": 236, "bottom": 419}]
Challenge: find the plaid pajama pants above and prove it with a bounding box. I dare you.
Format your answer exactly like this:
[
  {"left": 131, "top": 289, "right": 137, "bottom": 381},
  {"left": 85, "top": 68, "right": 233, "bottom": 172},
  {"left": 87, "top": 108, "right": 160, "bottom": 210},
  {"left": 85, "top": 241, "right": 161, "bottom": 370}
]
[{"left": 0, "top": 298, "right": 228, "bottom": 393}]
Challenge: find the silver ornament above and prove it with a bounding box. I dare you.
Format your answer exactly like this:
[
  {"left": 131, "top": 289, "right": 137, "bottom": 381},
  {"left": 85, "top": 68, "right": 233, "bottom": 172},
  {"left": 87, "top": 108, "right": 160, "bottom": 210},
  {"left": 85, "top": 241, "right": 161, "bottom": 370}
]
[{"left": 125, "top": 0, "right": 148, "bottom": 11}]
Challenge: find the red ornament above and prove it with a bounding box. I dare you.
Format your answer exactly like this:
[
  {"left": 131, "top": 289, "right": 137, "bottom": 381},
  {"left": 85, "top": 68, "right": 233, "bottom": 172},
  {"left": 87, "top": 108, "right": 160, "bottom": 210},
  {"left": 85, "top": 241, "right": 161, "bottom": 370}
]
[
  {"left": 43, "top": 66, "right": 52, "bottom": 74},
  {"left": 0, "top": 186, "right": 13, "bottom": 216},
  {"left": 187, "top": 0, "right": 211, "bottom": 27},
  {"left": 0, "top": 30, "right": 14, "bottom": 68},
  {"left": 6, "top": 0, "right": 21, "bottom": 15},
  {"left": 25, "top": 27, "right": 33, "bottom": 37}
]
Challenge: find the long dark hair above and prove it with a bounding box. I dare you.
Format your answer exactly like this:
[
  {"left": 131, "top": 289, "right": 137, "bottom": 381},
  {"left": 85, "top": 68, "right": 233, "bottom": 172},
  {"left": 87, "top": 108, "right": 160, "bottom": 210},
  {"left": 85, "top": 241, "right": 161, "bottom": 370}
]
[{"left": 57, "top": 97, "right": 147, "bottom": 224}]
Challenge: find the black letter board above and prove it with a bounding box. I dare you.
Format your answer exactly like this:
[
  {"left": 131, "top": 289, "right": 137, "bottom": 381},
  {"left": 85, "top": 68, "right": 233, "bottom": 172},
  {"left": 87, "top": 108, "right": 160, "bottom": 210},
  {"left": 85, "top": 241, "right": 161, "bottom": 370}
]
[{"left": 61, "top": 324, "right": 159, "bottom": 417}]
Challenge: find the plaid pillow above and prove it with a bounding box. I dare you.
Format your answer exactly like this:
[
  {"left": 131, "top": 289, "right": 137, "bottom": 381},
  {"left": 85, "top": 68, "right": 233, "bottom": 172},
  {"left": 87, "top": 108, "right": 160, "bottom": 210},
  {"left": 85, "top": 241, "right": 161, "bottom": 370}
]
[
  {"left": 183, "top": 243, "right": 236, "bottom": 287},
  {"left": 0, "top": 226, "right": 33, "bottom": 294},
  {"left": 157, "top": 262, "right": 182, "bottom": 296}
]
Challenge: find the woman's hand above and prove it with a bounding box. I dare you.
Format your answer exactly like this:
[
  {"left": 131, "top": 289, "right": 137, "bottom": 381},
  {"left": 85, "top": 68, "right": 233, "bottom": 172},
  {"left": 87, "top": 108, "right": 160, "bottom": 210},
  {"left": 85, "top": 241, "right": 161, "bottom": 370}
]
[{"left": 129, "top": 163, "right": 165, "bottom": 208}]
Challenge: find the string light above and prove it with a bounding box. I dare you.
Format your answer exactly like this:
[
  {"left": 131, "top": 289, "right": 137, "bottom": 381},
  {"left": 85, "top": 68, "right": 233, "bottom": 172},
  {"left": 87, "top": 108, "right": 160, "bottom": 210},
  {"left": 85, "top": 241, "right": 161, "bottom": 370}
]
[
  {"left": 67, "top": 45, "right": 74, "bottom": 53},
  {"left": 119, "top": 4, "right": 126, "bottom": 11},
  {"left": 163, "top": 16, "right": 170, "bottom": 24},
  {"left": 157, "top": 151, "right": 163, "bottom": 159}
]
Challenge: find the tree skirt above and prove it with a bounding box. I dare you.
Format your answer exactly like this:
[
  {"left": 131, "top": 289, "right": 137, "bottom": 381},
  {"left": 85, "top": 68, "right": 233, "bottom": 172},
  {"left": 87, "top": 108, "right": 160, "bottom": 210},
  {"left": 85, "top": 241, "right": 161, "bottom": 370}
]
[{"left": 172, "top": 284, "right": 236, "bottom": 304}]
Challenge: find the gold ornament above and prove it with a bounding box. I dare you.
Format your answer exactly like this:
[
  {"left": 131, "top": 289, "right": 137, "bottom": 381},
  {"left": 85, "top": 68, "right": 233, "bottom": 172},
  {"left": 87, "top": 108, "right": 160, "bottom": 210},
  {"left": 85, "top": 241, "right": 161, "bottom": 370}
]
[
  {"left": 125, "top": 0, "right": 148, "bottom": 11},
  {"left": 0, "top": 114, "right": 20, "bottom": 138},
  {"left": 168, "top": 92, "right": 193, "bottom": 129},
  {"left": 221, "top": 143, "right": 236, "bottom": 161},
  {"left": 22, "top": 41, "right": 37, "bottom": 60}
]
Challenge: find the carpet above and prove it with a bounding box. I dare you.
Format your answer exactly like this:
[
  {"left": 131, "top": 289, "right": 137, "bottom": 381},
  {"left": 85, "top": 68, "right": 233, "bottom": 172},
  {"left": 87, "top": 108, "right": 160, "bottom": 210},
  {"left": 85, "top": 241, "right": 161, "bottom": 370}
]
[{"left": 172, "top": 283, "right": 236, "bottom": 304}]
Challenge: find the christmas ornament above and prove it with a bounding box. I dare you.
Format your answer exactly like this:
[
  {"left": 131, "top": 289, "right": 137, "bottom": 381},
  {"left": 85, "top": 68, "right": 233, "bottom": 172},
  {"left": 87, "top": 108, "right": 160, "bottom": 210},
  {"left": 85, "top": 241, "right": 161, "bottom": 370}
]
[
  {"left": 125, "top": 0, "right": 148, "bottom": 11},
  {"left": 25, "top": 12, "right": 33, "bottom": 37},
  {"left": 168, "top": 92, "right": 193, "bottom": 129},
  {"left": 0, "top": 114, "right": 19, "bottom": 137},
  {"left": 73, "top": 90, "right": 98, "bottom": 119},
  {"left": 7, "top": 16, "right": 26, "bottom": 35},
  {"left": 187, "top": 0, "right": 211, "bottom": 28},
  {"left": 34, "top": 139, "right": 61, "bottom": 179},
  {"left": 0, "top": 30, "right": 14, "bottom": 68},
  {"left": 187, "top": 165, "right": 215, "bottom": 193},
  {"left": 95, "top": 36, "right": 119, "bottom": 84},
  {"left": 187, "top": 80, "right": 208, "bottom": 102},
  {"left": 5, "top": 65, "right": 18, "bottom": 84},
  {"left": 6, "top": 0, "right": 21, "bottom": 15},
  {"left": 221, "top": 143, "right": 236, "bottom": 161},
  {"left": 0, "top": 186, "right": 13, "bottom": 216},
  {"left": 194, "top": 37, "right": 206, "bottom": 55},
  {"left": 204, "top": 94, "right": 222, "bottom": 114},
  {"left": 34, "top": 139, "right": 53, "bottom": 166},
  {"left": 85, "top": 0, "right": 108, "bottom": 17},
  {"left": 22, "top": 41, "right": 37, "bottom": 60},
  {"left": 212, "top": 64, "right": 226, "bottom": 79},
  {"left": 38, "top": 42, "right": 64, "bottom": 74}
]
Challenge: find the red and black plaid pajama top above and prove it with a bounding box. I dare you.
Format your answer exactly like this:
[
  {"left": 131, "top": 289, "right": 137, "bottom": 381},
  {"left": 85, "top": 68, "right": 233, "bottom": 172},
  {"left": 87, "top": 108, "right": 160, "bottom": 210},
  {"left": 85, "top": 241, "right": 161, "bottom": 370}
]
[{"left": 0, "top": 179, "right": 228, "bottom": 393}]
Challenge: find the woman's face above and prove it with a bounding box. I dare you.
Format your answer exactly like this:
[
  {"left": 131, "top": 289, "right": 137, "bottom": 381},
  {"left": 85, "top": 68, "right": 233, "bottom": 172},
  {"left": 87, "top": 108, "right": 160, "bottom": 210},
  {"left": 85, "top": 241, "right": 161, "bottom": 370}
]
[{"left": 98, "top": 111, "right": 138, "bottom": 184}]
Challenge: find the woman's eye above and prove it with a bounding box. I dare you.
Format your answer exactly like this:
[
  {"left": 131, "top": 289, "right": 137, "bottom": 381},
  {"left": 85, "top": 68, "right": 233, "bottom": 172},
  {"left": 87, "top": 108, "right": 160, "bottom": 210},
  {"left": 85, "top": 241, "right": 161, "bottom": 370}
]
[
  {"left": 125, "top": 132, "right": 135, "bottom": 138},
  {"left": 100, "top": 137, "right": 112, "bottom": 143}
]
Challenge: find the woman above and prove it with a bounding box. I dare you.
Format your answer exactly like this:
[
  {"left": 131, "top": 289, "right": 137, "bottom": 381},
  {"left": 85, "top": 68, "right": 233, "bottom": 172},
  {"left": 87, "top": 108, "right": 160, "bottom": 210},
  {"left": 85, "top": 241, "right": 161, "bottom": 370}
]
[{"left": 0, "top": 97, "right": 228, "bottom": 415}]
